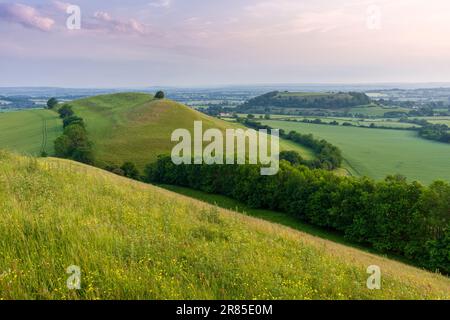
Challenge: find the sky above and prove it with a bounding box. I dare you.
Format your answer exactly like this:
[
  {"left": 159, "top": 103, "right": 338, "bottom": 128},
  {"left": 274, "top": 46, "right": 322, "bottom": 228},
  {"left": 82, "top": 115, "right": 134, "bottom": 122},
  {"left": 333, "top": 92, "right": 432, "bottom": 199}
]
[{"left": 1, "top": 0, "right": 450, "bottom": 87}]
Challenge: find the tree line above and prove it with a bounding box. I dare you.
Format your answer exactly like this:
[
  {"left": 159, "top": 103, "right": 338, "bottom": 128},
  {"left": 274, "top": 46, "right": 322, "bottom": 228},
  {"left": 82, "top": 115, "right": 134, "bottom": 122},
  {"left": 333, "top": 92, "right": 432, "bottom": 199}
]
[
  {"left": 239, "top": 117, "right": 343, "bottom": 170},
  {"left": 145, "top": 156, "right": 450, "bottom": 275},
  {"left": 239, "top": 91, "right": 371, "bottom": 111},
  {"left": 399, "top": 118, "right": 450, "bottom": 143},
  {"left": 53, "top": 104, "right": 95, "bottom": 164}
]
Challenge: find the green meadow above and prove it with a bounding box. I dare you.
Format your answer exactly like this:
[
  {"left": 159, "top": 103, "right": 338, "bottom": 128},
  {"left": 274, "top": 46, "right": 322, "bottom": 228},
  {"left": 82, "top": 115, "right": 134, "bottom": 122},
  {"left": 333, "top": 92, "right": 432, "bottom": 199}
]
[
  {"left": 0, "top": 151, "right": 448, "bottom": 299},
  {"left": 349, "top": 105, "right": 409, "bottom": 117},
  {"left": 238, "top": 114, "right": 420, "bottom": 129},
  {"left": 261, "top": 120, "right": 450, "bottom": 184},
  {"left": 0, "top": 109, "right": 62, "bottom": 156}
]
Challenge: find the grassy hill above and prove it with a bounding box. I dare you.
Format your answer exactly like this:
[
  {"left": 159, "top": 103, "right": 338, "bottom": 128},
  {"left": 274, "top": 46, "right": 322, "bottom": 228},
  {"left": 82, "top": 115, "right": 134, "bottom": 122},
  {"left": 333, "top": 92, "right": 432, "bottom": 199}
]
[
  {"left": 260, "top": 120, "right": 450, "bottom": 184},
  {"left": 0, "top": 109, "right": 62, "bottom": 156},
  {"left": 0, "top": 151, "right": 448, "bottom": 299},
  {"left": 70, "top": 93, "right": 313, "bottom": 169}
]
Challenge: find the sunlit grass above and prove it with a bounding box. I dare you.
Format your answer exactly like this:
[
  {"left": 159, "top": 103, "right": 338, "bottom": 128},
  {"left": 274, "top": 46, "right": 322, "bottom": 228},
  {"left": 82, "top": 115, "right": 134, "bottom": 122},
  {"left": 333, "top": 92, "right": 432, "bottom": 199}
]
[{"left": 0, "top": 152, "right": 448, "bottom": 299}]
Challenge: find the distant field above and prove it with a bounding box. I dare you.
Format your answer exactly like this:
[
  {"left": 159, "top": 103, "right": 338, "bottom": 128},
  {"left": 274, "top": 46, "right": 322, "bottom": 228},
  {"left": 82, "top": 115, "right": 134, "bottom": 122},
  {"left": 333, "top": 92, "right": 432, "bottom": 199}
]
[
  {"left": 261, "top": 120, "right": 450, "bottom": 184},
  {"left": 0, "top": 109, "right": 62, "bottom": 156},
  {"left": 349, "top": 105, "right": 409, "bottom": 117},
  {"left": 239, "top": 103, "right": 410, "bottom": 117},
  {"left": 239, "top": 114, "right": 420, "bottom": 129},
  {"left": 426, "top": 118, "right": 450, "bottom": 126}
]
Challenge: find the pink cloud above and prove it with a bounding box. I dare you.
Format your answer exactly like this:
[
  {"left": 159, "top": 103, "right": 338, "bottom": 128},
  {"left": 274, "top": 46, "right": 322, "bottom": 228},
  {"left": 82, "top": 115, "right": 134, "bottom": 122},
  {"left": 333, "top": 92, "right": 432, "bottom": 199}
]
[
  {"left": 91, "top": 11, "right": 147, "bottom": 35},
  {"left": 0, "top": 3, "right": 54, "bottom": 31},
  {"left": 52, "top": 1, "right": 72, "bottom": 12}
]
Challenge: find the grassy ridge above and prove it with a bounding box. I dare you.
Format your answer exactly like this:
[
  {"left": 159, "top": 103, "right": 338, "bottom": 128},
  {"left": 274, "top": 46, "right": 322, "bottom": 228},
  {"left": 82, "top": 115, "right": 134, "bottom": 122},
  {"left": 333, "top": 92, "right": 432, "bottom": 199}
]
[
  {"left": 71, "top": 93, "right": 314, "bottom": 168},
  {"left": 260, "top": 120, "right": 450, "bottom": 184},
  {"left": 0, "top": 109, "right": 62, "bottom": 156},
  {"left": 0, "top": 151, "right": 448, "bottom": 299}
]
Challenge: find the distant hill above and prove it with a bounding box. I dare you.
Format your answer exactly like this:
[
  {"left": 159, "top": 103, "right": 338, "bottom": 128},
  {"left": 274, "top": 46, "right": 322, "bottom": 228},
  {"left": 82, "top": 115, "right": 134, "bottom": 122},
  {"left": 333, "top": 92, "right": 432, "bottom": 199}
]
[
  {"left": 238, "top": 91, "right": 371, "bottom": 113},
  {"left": 70, "top": 93, "right": 313, "bottom": 169},
  {"left": 0, "top": 93, "right": 314, "bottom": 169},
  {"left": 0, "top": 151, "right": 448, "bottom": 299}
]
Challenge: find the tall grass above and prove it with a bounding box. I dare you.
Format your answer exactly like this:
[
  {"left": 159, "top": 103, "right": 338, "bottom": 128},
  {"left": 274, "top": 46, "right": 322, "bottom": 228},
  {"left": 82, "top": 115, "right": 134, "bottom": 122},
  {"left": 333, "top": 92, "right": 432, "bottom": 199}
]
[{"left": 0, "top": 151, "right": 448, "bottom": 299}]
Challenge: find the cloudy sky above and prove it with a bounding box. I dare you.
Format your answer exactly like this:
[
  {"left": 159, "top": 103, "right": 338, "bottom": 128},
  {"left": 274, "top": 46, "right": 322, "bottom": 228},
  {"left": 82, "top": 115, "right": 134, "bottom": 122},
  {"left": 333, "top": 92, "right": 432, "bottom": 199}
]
[{"left": 1, "top": 0, "right": 450, "bottom": 87}]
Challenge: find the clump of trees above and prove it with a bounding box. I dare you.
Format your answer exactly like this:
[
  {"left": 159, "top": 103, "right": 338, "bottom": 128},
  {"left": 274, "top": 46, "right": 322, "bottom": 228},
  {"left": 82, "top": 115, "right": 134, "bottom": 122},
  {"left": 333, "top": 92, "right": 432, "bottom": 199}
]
[
  {"left": 57, "top": 104, "right": 74, "bottom": 118},
  {"left": 120, "top": 162, "right": 140, "bottom": 179},
  {"left": 155, "top": 91, "right": 165, "bottom": 99},
  {"left": 104, "top": 161, "right": 141, "bottom": 180},
  {"left": 146, "top": 156, "right": 450, "bottom": 275},
  {"left": 46, "top": 98, "right": 58, "bottom": 109},
  {"left": 419, "top": 124, "right": 450, "bottom": 143},
  {"left": 400, "top": 118, "right": 450, "bottom": 144},
  {"left": 54, "top": 104, "right": 94, "bottom": 164}
]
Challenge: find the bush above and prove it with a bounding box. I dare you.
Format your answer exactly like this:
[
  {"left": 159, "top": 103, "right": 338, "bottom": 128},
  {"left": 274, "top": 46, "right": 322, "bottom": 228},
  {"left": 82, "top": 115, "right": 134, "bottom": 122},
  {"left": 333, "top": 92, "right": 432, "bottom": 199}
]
[
  {"left": 155, "top": 91, "right": 165, "bottom": 99},
  {"left": 58, "top": 104, "right": 74, "bottom": 119},
  {"left": 279, "top": 150, "right": 303, "bottom": 166},
  {"left": 46, "top": 98, "right": 58, "bottom": 109},
  {"left": 63, "top": 116, "right": 85, "bottom": 128},
  {"left": 121, "top": 162, "right": 140, "bottom": 180},
  {"left": 53, "top": 104, "right": 94, "bottom": 165},
  {"left": 54, "top": 124, "right": 94, "bottom": 164}
]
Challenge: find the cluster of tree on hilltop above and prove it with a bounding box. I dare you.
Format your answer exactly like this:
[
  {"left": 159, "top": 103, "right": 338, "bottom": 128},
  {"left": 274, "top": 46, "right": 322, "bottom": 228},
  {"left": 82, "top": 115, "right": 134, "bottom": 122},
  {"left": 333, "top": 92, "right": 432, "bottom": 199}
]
[{"left": 238, "top": 91, "right": 371, "bottom": 112}]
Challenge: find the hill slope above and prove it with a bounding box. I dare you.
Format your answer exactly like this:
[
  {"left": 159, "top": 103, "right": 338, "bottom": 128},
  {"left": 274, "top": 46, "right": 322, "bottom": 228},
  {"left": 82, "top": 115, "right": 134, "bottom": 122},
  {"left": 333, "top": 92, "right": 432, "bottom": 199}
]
[
  {"left": 71, "top": 93, "right": 313, "bottom": 168},
  {"left": 0, "top": 109, "right": 62, "bottom": 156},
  {"left": 0, "top": 151, "right": 448, "bottom": 299}
]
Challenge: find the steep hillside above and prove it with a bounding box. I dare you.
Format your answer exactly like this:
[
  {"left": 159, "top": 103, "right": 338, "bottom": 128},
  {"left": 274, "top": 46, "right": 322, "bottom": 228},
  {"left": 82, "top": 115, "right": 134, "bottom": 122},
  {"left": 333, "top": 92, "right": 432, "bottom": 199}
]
[
  {"left": 0, "top": 109, "right": 62, "bottom": 156},
  {"left": 70, "top": 93, "right": 313, "bottom": 169},
  {"left": 0, "top": 151, "right": 448, "bottom": 299}
]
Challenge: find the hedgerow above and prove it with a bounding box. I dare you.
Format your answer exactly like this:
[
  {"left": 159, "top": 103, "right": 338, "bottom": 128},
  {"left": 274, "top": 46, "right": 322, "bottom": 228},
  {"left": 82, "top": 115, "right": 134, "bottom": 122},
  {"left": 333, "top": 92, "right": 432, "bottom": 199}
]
[{"left": 146, "top": 156, "right": 450, "bottom": 274}]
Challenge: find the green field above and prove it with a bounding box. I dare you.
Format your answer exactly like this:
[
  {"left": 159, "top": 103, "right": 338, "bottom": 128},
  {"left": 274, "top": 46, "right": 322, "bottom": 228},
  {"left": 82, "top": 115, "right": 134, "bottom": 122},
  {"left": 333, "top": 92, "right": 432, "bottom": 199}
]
[
  {"left": 70, "top": 93, "right": 314, "bottom": 168},
  {"left": 261, "top": 120, "right": 450, "bottom": 184},
  {"left": 349, "top": 105, "right": 409, "bottom": 117},
  {"left": 239, "top": 114, "right": 420, "bottom": 129},
  {"left": 0, "top": 109, "right": 62, "bottom": 156},
  {"left": 426, "top": 118, "right": 450, "bottom": 126},
  {"left": 0, "top": 151, "right": 448, "bottom": 299}
]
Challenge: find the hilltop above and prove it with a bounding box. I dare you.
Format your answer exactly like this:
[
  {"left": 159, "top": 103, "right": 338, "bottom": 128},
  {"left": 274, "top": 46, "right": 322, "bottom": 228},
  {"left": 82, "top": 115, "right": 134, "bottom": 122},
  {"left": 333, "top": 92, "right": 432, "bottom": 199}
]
[
  {"left": 69, "top": 93, "right": 313, "bottom": 169},
  {"left": 0, "top": 151, "right": 448, "bottom": 299},
  {"left": 0, "top": 92, "right": 315, "bottom": 170},
  {"left": 238, "top": 91, "right": 371, "bottom": 113}
]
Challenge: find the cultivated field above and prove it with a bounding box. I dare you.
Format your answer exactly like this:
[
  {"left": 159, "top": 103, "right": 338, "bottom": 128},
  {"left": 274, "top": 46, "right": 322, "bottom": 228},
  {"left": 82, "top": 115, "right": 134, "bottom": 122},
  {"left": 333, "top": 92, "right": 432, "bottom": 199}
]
[
  {"left": 238, "top": 114, "right": 420, "bottom": 129},
  {"left": 261, "top": 120, "right": 450, "bottom": 184},
  {"left": 0, "top": 151, "right": 448, "bottom": 299},
  {"left": 0, "top": 109, "right": 62, "bottom": 156}
]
